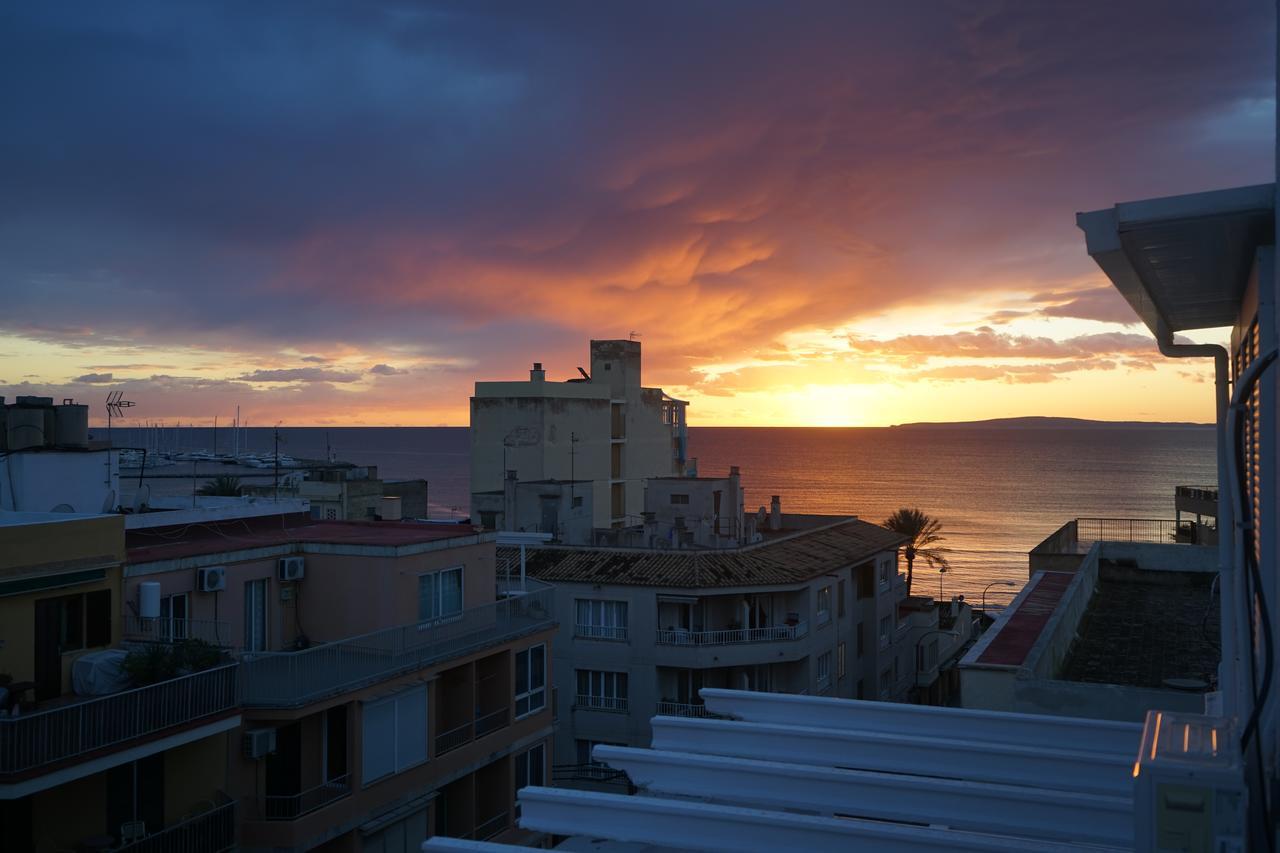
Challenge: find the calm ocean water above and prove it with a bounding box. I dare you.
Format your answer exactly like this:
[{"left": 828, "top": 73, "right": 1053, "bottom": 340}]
[{"left": 116, "top": 425, "right": 1215, "bottom": 607}]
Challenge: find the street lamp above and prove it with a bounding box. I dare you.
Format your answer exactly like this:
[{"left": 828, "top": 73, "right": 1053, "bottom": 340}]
[{"left": 981, "top": 580, "right": 1019, "bottom": 615}]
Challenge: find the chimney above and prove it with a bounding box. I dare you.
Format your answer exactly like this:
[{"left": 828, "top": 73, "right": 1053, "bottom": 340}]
[
  {"left": 769, "top": 495, "right": 782, "bottom": 531},
  {"left": 530, "top": 362, "right": 545, "bottom": 382},
  {"left": 503, "top": 470, "right": 518, "bottom": 530}
]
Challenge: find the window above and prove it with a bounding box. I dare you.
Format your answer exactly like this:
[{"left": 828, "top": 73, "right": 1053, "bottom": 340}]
[
  {"left": 514, "top": 743, "right": 545, "bottom": 818},
  {"left": 816, "top": 651, "right": 832, "bottom": 688},
  {"left": 515, "top": 644, "right": 546, "bottom": 718},
  {"left": 669, "top": 493, "right": 689, "bottom": 505},
  {"left": 878, "top": 615, "right": 890, "bottom": 650},
  {"left": 572, "top": 496, "right": 583, "bottom": 508},
  {"left": 42, "top": 590, "right": 111, "bottom": 652},
  {"left": 418, "top": 567, "right": 463, "bottom": 622},
  {"left": 326, "top": 507, "right": 337, "bottom": 520},
  {"left": 856, "top": 623, "right": 865, "bottom": 658},
  {"left": 816, "top": 586, "right": 831, "bottom": 624},
  {"left": 837, "top": 642, "right": 847, "bottom": 679},
  {"left": 878, "top": 558, "right": 890, "bottom": 586},
  {"left": 362, "top": 685, "right": 428, "bottom": 784},
  {"left": 245, "top": 579, "right": 268, "bottom": 651},
  {"left": 576, "top": 670, "right": 628, "bottom": 711},
  {"left": 856, "top": 679, "right": 865, "bottom": 699},
  {"left": 159, "top": 592, "right": 189, "bottom": 641},
  {"left": 837, "top": 580, "right": 846, "bottom": 618},
  {"left": 575, "top": 599, "right": 628, "bottom": 640},
  {"left": 879, "top": 668, "right": 891, "bottom": 699}
]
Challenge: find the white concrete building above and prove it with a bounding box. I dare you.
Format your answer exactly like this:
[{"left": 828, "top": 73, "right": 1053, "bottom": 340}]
[
  {"left": 499, "top": 514, "right": 918, "bottom": 770},
  {"left": 470, "top": 340, "right": 688, "bottom": 529}
]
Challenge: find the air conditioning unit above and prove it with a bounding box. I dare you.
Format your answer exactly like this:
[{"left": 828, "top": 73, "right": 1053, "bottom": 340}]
[
  {"left": 278, "top": 556, "right": 305, "bottom": 581},
  {"left": 197, "top": 566, "right": 226, "bottom": 593},
  {"left": 242, "top": 728, "right": 277, "bottom": 760}
]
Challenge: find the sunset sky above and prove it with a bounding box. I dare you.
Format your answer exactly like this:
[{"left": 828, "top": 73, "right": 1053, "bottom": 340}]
[{"left": 2, "top": 2, "right": 1275, "bottom": 427}]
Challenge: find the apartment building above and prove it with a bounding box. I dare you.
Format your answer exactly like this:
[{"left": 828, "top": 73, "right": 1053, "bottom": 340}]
[
  {"left": 499, "top": 514, "right": 912, "bottom": 768},
  {"left": 122, "top": 512, "right": 556, "bottom": 852},
  {"left": 0, "top": 512, "right": 240, "bottom": 853},
  {"left": 470, "top": 339, "right": 688, "bottom": 529},
  {"left": 245, "top": 465, "right": 430, "bottom": 522}
]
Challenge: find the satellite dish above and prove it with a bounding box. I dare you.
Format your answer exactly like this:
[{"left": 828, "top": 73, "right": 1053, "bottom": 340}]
[
  {"left": 100, "top": 490, "right": 117, "bottom": 514},
  {"left": 131, "top": 485, "right": 150, "bottom": 513},
  {"left": 50, "top": 503, "right": 75, "bottom": 513}
]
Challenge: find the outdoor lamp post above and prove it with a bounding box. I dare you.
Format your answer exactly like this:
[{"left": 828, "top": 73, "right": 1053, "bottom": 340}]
[{"left": 981, "top": 580, "right": 1019, "bottom": 615}]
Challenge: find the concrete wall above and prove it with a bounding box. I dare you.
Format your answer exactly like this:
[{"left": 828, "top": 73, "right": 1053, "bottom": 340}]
[
  {"left": 0, "top": 449, "right": 119, "bottom": 514},
  {"left": 1008, "top": 678, "right": 1206, "bottom": 722}
]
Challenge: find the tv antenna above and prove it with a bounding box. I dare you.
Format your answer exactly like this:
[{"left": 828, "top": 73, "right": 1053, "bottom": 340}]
[
  {"left": 629, "top": 331, "right": 642, "bottom": 341},
  {"left": 105, "top": 390, "right": 135, "bottom": 442}
]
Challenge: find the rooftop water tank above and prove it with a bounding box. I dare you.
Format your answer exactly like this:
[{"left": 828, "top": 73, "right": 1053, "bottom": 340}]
[
  {"left": 54, "top": 403, "right": 89, "bottom": 448},
  {"left": 380, "top": 496, "right": 402, "bottom": 521},
  {"left": 6, "top": 407, "right": 45, "bottom": 451},
  {"left": 138, "top": 581, "right": 162, "bottom": 619}
]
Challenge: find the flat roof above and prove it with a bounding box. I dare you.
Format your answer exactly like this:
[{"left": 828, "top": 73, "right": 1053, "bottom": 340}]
[
  {"left": 973, "top": 571, "right": 1074, "bottom": 667},
  {"left": 128, "top": 519, "right": 485, "bottom": 563}
]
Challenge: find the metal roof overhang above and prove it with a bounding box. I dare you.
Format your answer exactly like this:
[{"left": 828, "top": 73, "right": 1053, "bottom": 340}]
[{"left": 1076, "top": 183, "right": 1275, "bottom": 334}]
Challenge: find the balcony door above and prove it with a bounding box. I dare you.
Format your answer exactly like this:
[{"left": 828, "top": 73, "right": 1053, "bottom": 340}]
[
  {"left": 106, "top": 754, "right": 164, "bottom": 841},
  {"left": 244, "top": 578, "right": 268, "bottom": 651}
]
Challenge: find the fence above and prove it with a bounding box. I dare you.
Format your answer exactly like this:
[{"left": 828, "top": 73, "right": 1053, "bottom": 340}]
[
  {"left": 123, "top": 615, "right": 235, "bottom": 647},
  {"left": 240, "top": 587, "right": 555, "bottom": 707},
  {"left": 655, "top": 621, "right": 808, "bottom": 646},
  {"left": 1074, "top": 518, "right": 1184, "bottom": 546},
  {"left": 116, "top": 798, "right": 236, "bottom": 853},
  {"left": 262, "top": 775, "right": 350, "bottom": 820},
  {"left": 0, "top": 664, "right": 238, "bottom": 774}
]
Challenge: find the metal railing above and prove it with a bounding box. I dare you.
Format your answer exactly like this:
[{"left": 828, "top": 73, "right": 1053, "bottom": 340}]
[
  {"left": 240, "top": 587, "right": 554, "bottom": 707},
  {"left": 123, "top": 615, "right": 235, "bottom": 647},
  {"left": 0, "top": 664, "right": 238, "bottom": 775},
  {"left": 656, "top": 701, "right": 724, "bottom": 719},
  {"left": 654, "top": 621, "right": 808, "bottom": 646},
  {"left": 472, "top": 812, "right": 509, "bottom": 841},
  {"left": 1175, "top": 484, "right": 1219, "bottom": 501},
  {"left": 436, "top": 707, "right": 511, "bottom": 756},
  {"left": 574, "top": 694, "right": 628, "bottom": 712},
  {"left": 1075, "top": 517, "right": 1185, "bottom": 545},
  {"left": 116, "top": 798, "right": 236, "bottom": 853},
  {"left": 574, "top": 624, "right": 629, "bottom": 641},
  {"left": 262, "top": 774, "right": 350, "bottom": 820}
]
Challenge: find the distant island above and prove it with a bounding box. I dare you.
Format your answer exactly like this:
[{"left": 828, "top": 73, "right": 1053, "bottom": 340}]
[{"left": 891, "top": 416, "right": 1213, "bottom": 430}]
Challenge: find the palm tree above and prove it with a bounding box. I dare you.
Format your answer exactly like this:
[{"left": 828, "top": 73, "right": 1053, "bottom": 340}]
[
  {"left": 197, "top": 475, "right": 242, "bottom": 497},
  {"left": 882, "top": 508, "right": 950, "bottom": 597}
]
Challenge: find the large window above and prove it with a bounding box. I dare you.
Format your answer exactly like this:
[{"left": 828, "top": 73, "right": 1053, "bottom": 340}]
[
  {"left": 816, "top": 651, "right": 832, "bottom": 689},
  {"left": 514, "top": 742, "right": 545, "bottom": 818},
  {"left": 575, "top": 599, "right": 628, "bottom": 641},
  {"left": 362, "top": 685, "right": 428, "bottom": 785},
  {"left": 816, "top": 586, "right": 831, "bottom": 624},
  {"left": 419, "top": 567, "right": 463, "bottom": 623},
  {"left": 244, "top": 579, "right": 268, "bottom": 652},
  {"left": 878, "top": 558, "right": 890, "bottom": 587},
  {"left": 575, "top": 670, "right": 628, "bottom": 711},
  {"left": 160, "top": 592, "right": 189, "bottom": 641},
  {"left": 42, "top": 590, "right": 111, "bottom": 651},
  {"left": 515, "top": 644, "right": 546, "bottom": 718}
]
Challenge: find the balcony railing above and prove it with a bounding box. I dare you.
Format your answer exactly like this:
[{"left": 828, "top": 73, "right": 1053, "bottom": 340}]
[
  {"left": 117, "top": 798, "right": 236, "bottom": 853},
  {"left": 262, "top": 775, "right": 350, "bottom": 820},
  {"left": 240, "top": 587, "right": 554, "bottom": 707},
  {"left": 472, "top": 812, "right": 509, "bottom": 841},
  {"left": 0, "top": 664, "right": 238, "bottom": 775},
  {"left": 575, "top": 694, "right": 628, "bottom": 712},
  {"left": 655, "top": 621, "right": 808, "bottom": 646},
  {"left": 435, "top": 707, "right": 511, "bottom": 756},
  {"left": 656, "top": 701, "right": 725, "bottom": 719},
  {"left": 574, "top": 624, "right": 629, "bottom": 641},
  {"left": 123, "top": 615, "right": 236, "bottom": 648}
]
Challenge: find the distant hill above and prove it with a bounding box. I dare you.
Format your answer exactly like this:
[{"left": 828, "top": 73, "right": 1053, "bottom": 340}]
[{"left": 891, "top": 416, "right": 1212, "bottom": 430}]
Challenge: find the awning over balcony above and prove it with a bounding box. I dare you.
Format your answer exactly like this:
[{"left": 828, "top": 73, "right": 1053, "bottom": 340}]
[{"left": 1077, "top": 183, "right": 1274, "bottom": 334}]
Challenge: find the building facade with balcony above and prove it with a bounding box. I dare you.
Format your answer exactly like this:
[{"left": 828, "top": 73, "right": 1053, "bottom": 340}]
[
  {"left": 120, "top": 513, "right": 558, "bottom": 852},
  {"left": 0, "top": 512, "right": 240, "bottom": 853},
  {"left": 502, "top": 514, "right": 913, "bottom": 769},
  {"left": 470, "top": 339, "right": 688, "bottom": 530}
]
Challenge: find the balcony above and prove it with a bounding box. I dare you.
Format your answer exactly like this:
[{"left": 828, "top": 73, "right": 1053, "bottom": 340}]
[
  {"left": 655, "top": 622, "right": 808, "bottom": 646},
  {"left": 116, "top": 797, "right": 237, "bottom": 853},
  {"left": 261, "top": 775, "right": 350, "bottom": 820},
  {"left": 1029, "top": 517, "right": 1213, "bottom": 574},
  {"left": 123, "top": 615, "right": 236, "bottom": 648},
  {"left": 435, "top": 707, "right": 510, "bottom": 756},
  {"left": 0, "top": 664, "right": 239, "bottom": 776},
  {"left": 574, "top": 624, "right": 628, "bottom": 641},
  {"left": 575, "top": 694, "right": 628, "bottom": 713},
  {"left": 656, "top": 701, "right": 725, "bottom": 719},
  {"left": 472, "top": 812, "right": 510, "bottom": 841},
  {"left": 240, "top": 587, "right": 554, "bottom": 707}
]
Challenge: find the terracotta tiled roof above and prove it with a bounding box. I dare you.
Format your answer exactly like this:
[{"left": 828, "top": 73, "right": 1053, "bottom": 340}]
[{"left": 502, "top": 518, "right": 906, "bottom": 588}]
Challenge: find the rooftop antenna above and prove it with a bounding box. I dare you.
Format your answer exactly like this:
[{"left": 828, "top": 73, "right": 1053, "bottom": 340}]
[
  {"left": 577, "top": 367, "right": 591, "bottom": 381},
  {"left": 105, "top": 391, "right": 135, "bottom": 495},
  {"left": 629, "top": 331, "right": 642, "bottom": 341}
]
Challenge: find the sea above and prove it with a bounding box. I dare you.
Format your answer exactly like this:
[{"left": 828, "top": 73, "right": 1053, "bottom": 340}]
[{"left": 113, "top": 425, "right": 1216, "bottom": 608}]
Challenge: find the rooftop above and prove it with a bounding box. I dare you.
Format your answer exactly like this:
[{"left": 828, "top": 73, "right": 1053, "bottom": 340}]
[
  {"left": 506, "top": 517, "right": 905, "bottom": 588},
  {"left": 127, "top": 518, "right": 488, "bottom": 564},
  {"left": 973, "top": 571, "right": 1074, "bottom": 667}
]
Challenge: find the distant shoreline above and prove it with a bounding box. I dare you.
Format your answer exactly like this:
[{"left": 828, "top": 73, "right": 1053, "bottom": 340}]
[{"left": 888, "top": 415, "right": 1212, "bottom": 430}]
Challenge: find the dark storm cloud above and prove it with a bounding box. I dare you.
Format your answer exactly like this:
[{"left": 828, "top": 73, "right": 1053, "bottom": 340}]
[{"left": 0, "top": 0, "right": 1272, "bottom": 420}]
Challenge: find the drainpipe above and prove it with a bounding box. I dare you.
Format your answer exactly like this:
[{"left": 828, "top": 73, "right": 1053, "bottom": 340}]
[{"left": 1156, "top": 321, "right": 1240, "bottom": 719}]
